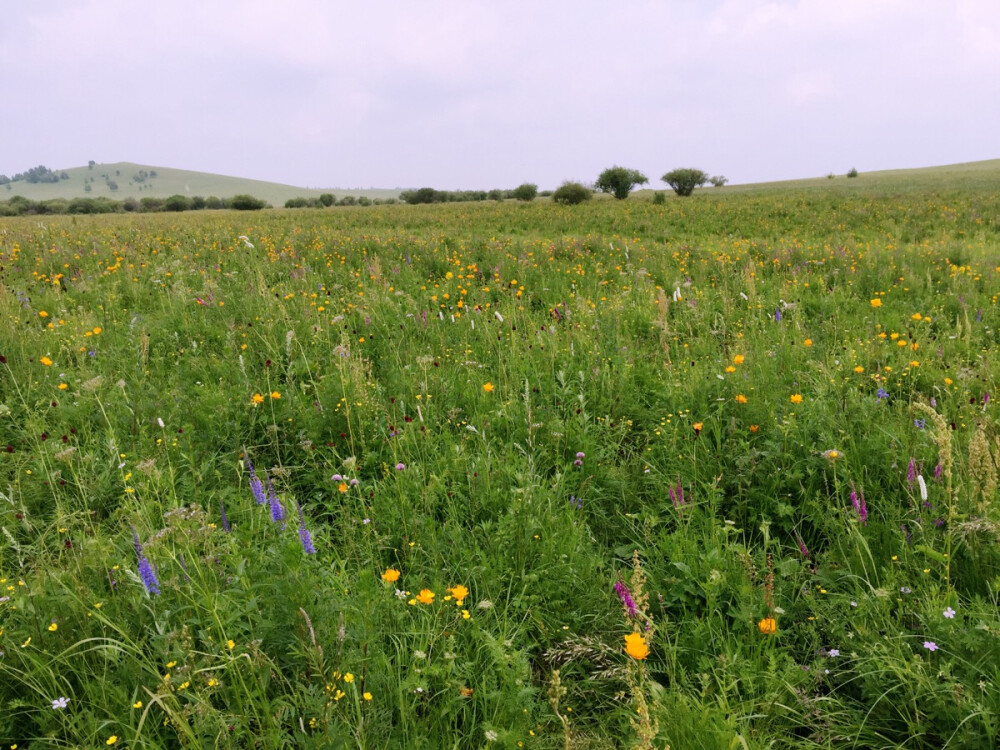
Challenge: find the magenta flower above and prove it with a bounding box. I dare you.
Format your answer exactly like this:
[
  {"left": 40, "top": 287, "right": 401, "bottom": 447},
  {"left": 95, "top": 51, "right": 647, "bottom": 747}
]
[{"left": 614, "top": 579, "right": 637, "bottom": 618}]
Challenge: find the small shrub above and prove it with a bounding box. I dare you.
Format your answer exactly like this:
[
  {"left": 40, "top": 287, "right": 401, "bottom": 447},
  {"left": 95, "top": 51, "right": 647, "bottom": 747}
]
[
  {"left": 512, "top": 183, "right": 538, "bottom": 202},
  {"left": 552, "top": 181, "right": 592, "bottom": 205},
  {"left": 652, "top": 191, "right": 667, "bottom": 205},
  {"left": 847, "top": 167, "right": 859, "bottom": 178},
  {"left": 709, "top": 175, "right": 728, "bottom": 188},
  {"left": 230, "top": 194, "right": 267, "bottom": 210}
]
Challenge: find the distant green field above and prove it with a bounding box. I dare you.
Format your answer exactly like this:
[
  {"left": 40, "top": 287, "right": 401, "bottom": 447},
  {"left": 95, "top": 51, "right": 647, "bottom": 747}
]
[{"left": 1, "top": 162, "right": 401, "bottom": 204}]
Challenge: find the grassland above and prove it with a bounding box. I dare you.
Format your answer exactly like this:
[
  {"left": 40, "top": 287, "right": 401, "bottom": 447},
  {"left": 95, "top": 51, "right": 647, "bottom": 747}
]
[
  {"left": 2, "top": 162, "right": 400, "bottom": 205},
  {"left": 2, "top": 167, "right": 1000, "bottom": 748}
]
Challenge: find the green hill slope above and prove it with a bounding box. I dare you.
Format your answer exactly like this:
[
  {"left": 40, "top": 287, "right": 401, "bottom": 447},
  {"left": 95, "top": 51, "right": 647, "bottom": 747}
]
[{"left": 1, "top": 162, "right": 400, "bottom": 204}]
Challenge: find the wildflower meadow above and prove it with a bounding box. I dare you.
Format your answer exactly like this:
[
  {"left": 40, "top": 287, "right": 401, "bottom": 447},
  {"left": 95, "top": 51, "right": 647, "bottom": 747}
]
[{"left": 2, "top": 179, "right": 1000, "bottom": 747}]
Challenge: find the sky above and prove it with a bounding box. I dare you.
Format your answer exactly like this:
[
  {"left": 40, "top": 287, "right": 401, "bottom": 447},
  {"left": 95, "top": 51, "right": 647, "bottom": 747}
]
[{"left": 2, "top": 0, "right": 999, "bottom": 190}]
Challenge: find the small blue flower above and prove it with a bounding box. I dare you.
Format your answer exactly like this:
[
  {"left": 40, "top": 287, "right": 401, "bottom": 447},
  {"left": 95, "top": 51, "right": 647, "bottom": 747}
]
[{"left": 876, "top": 388, "right": 889, "bottom": 400}]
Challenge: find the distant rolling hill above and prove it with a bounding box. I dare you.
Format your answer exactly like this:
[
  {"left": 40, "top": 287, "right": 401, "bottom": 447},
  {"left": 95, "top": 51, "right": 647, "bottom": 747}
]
[{"left": 1, "top": 162, "right": 401, "bottom": 204}]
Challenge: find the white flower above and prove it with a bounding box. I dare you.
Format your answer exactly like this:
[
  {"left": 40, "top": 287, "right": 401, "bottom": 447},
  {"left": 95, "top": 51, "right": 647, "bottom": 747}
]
[
  {"left": 828, "top": 649, "right": 840, "bottom": 657},
  {"left": 943, "top": 607, "right": 956, "bottom": 619},
  {"left": 917, "top": 475, "right": 928, "bottom": 501},
  {"left": 51, "top": 696, "right": 69, "bottom": 709},
  {"left": 484, "top": 729, "right": 499, "bottom": 742},
  {"left": 157, "top": 417, "right": 165, "bottom": 429}
]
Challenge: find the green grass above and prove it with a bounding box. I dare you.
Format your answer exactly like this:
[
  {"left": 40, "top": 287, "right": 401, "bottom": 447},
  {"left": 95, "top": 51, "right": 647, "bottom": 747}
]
[
  {"left": 2, "top": 174, "right": 1000, "bottom": 748},
  {"left": 2, "top": 161, "right": 401, "bottom": 204}
]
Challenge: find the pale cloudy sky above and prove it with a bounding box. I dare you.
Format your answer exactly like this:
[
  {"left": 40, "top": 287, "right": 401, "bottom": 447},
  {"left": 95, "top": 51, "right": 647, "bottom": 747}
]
[{"left": 2, "top": 0, "right": 998, "bottom": 189}]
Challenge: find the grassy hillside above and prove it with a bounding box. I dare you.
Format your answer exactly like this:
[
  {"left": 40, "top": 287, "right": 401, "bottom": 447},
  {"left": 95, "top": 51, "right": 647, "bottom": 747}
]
[
  {"left": 1, "top": 162, "right": 401, "bottom": 204},
  {"left": 637, "top": 157, "right": 1000, "bottom": 198}
]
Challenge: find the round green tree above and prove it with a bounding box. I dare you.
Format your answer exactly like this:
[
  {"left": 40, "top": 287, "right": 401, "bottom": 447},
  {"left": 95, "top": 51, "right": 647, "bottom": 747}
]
[
  {"left": 594, "top": 166, "right": 648, "bottom": 200},
  {"left": 661, "top": 168, "right": 709, "bottom": 197}
]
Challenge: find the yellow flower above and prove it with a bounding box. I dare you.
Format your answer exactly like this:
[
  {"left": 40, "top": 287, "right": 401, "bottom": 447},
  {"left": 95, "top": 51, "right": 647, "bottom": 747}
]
[
  {"left": 448, "top": 585, "right": 469, "bottom": 603},
  {"left": 822, "top": 449, "right": 841, "bottom": 461},
  {"left": 270, "top": 391, "right": 281, "bottom": 399},
  {"left": 803, "top": 338, "right": 812, "bottom": 347},
  {"left": 58, "top": 383, "right": 68, "bottom": 390},
  {"left": 106, "top": 737, "right": 118, "bottom": 746},
  {"left": 416, "top": 589, "right": 435, "bottom": 605},
  {"left": 758, "top": 617, "right": 777, "bottom": 635},
  {"left": 226, "top": 639, "right": 235, "bottom": 651},
  {"left": 482, "top": 382, "right": 495, "bottom": 393},
  {"left": 854, "top": 366, "right": 864, "bottom": 374},
  {"left": 870, "top": 298, "right": 882, "bottom": 308},
  {"left": 733, "top": 354, "right": 745, "bottom": 364},
  {"left": 945, "top": 377, "right": 953, "bottom": 386},
  {"left": 208, "top": 678, "right": 219, "bottom": 687},
  {"left": 911, "top": 312, "right": 923, "bottom": 320},
  {"left": 363, "top": 691, "right": 373, "bottom": 701},
  {"left": 93, "top": 327, "right": 102, "bottom": 335},
  {"left": 735, "top": 394, "right": 747, "bottom": 404},
  {"left": 381, "top": 568, "right": 401, "bottom": 583},
  {"left": 47, "top": 622, "right": 58, "bottom": 632},
  {"left": 133, "top": 701, "right": 143, "bottom": 708},
  {"left": 338, "top": 482, "right": 348, "bottom": 493},
  {"left": 344, "top": 673, "right": 354, "bottom": 683},
  {"left": 251, "top": 393, "right": 265, "bottom": 405},
  {"left": 692, "top": 422, "right": 703, "bottom": 432},
  {"left": 789, "top": 394, "right": 803, "bottom": 404},
  {"left": 624, "top": 632, "right": 649, "bottom": 660},
  {"left": 39, "top": 310, "right": 49, "bottom": 318},
  {"left": 166, "top": 661, "right": 177, "bottom": 668},
  {"left": 461, "top": 610, "right": 471, "bottom": 620},
  {"left": 725, "top": 366, "right": 736, "bottom": 373},
  {"left": 909, "top": 361, "right": 920, "bottom": 368},
  {"left": 40, "top": 356, "right": 53, "bottom": 366}
]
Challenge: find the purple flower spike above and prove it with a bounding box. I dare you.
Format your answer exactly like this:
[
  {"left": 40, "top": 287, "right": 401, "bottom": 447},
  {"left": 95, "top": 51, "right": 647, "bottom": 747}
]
[
  {"left": 297, "top": 502, "right": 316, "bottom": 555},
  {"left": 220, "top": 499, "right": 231, "bottom": 533},
  {"left": 267, "top": 476, "right": 284, "bottom": 524},
  {"left": 906, "top": 458, "right": 917, "bottom": 486},
  {"left": 137, "top": 553, "right": 160, "bottom": 596},
  {"left": 614, "top": 579, "right": 637, "bottom": 618},
  {"left": 796, "top": 534, "right": 810, "bottom": 559},
  {"left": 774, "top": 308, "right": 782, "bottom": 322}
]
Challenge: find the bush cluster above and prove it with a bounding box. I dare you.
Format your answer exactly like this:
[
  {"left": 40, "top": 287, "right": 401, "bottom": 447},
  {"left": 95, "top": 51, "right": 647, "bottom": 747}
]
[{"left": 0, "top": 193, "right": 273, "bottom": 216}]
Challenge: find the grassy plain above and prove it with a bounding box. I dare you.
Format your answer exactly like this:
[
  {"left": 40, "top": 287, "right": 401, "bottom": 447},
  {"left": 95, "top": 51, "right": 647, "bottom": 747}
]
[
  {"left": 2, "top": 171, "right": 1000, "bottom": 748},
  {"left": 2, "top": 162, "right": 400, "bottom": 205}
]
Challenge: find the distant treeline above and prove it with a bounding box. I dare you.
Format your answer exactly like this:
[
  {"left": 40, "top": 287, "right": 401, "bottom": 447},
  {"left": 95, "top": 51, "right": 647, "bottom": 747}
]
[
  {"left": 284, "top": 194, "right": 397, "bottom": 208},
  {"left": 399, "top": 184, "right": 543, "bottom": 204},
  {"left": 0, "top": 194, "right": 272, "bottom": 216}
]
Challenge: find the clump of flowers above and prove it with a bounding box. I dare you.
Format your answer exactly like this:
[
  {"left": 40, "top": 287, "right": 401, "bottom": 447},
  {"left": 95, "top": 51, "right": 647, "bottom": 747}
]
[{"left": 131, "top": 526, "right": 160, "bottom": 596}]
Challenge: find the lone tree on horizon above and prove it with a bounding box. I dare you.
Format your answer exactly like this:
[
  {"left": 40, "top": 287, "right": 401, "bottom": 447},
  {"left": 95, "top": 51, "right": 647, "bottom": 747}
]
[
  {"left": 662, "top": 168, "right": 709, "bottom": 197},
  {"left": 595, "top": 166, "right": 648, "bottom": 200}
]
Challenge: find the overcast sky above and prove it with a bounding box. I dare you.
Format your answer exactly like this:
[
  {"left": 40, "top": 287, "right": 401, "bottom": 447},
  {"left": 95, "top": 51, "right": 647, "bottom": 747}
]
[{"left": 2, "top": 0, "right": 998, "bottom": 189}]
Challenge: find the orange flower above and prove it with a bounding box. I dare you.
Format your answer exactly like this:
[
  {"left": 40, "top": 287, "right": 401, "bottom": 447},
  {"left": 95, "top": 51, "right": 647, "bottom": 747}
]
[
  {"left": 251, "top": 393, "right": 265, "bottom": 405},
  {"left": 789, "top": 394, "right": 803, "bottom": 404},
  {"left": 40, "top": 356, "right": 53, "bottom": 366},
  {"left": 749, "top": 424, "right": 759, "bottom": 433},
  {"left": 416, "top": 589, "right": 435, "bottom": 605},
  {"left": 692, "top": 422, "right": 703, "bottom": 432},
  {"left": 624, "top": 632, "right": 649, "bottom": 660},
  {"left": 338, "top": 482, "right": 348, "bottom": 493},
  {"left": 270, "top": 391, "right": 281, "bottom": 399},
  {"left": 448, "top": 584, "right": 469, "bottom": 603},
  {"left": 735, "top": 394, "right": 747, "bottom": 404},
  {"left": 803, "top": 338, "right": 813, "bottom": 347},
  {"left": 381, "top": 568, "right": 401, "bottom": 583},
  {"left": 482, "top": 382, "right": 495, "bottom": 393},
  {"left": 870, "top": 298, "right": 882, "bottom": 308},
  {"left": 733, "top": 354, "right": 745, "bottom": 364},
  {"left": 758, "top": 617, "right": 777, "bottom": 635}
]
